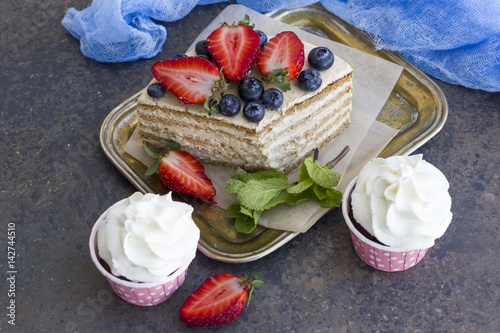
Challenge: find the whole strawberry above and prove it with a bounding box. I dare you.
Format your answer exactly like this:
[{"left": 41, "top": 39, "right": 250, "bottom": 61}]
[
  {"left": 257, "top": 31, "right": 305, "bottom": 91},
  {"left": 151, "top": 56, "right": 226, "bottom": 114},
  {"left": 179, "top": 273, "right": 263, "bottom": 327},
  {"left": 144, "top": 142, "right": 217, "bottom": 204},
  {"left": 206, "top": 15, "right": 261, "bottom": 83}
]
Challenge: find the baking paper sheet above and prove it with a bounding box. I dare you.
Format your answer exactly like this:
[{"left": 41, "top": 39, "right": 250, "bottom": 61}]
[{"left": 124, "top": 5, "right": 403, "bottom": 233}]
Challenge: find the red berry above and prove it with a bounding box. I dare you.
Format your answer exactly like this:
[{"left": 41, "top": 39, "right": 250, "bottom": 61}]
[
  {"left": 256, "top": 31, "right": 305, "bottom": 91},
  {"left": 179, "top": 273, "right": 263, "bottom": 327},
  {"left": 158, "top": 150, "right": 217, "bottom": 204},
  {"left": 206, "top": 17, "right": 261, "bottom": 83},
  {"left": 151, "top": 57, "right": 225, "bottom": 105}
]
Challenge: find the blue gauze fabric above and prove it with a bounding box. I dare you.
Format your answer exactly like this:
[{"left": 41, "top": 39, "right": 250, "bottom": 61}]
[
  {"left": 62, "top": 0, "right": 206, "bottom": 62},
  {"left": 321, "top": 0, "right": 500, "bottom": 92},
  {"left": 62, "top": 0, "right": 500, "bottom": 92}
]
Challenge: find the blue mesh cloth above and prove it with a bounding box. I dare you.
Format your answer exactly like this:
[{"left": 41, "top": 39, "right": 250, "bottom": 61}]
[
  {"left": 321, "top": 0, "right": 500, "bottom": 92},
  {"left": 62, "top": 0, "right": 500, "bottom": 92}
]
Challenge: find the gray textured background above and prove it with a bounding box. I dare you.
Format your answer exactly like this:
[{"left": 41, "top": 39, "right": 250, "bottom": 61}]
[{"left": 1, "top": 1, "right": 499, "bottom": 332}]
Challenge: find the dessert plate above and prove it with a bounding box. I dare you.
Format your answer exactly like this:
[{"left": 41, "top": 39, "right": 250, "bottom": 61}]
[{"left": 100, "top": 5, "right": 447, "bottom": 263}]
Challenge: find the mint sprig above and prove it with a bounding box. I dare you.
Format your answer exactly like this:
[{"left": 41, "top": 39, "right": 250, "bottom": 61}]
[
  {"left": 226, "top": 151, "right": 346, "bottom": 234},
  {"left": 262, "top": 69, "right": 291, "bottom": 91}
]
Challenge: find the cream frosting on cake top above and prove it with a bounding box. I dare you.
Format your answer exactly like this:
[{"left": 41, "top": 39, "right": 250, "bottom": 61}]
[{"left": 137, "top": 40, "right": 353, "bottom": 132}]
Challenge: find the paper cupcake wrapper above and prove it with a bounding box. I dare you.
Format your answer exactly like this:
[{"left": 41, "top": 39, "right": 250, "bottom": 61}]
[
  {"left": 89, "top": 199, "right": 189, "bottom": 306},
  {"left": 342, "top": 178, "right": 429, "bottom": 272},
  {"left": 102, "top": 267, "right": 188, "bottom": 306}
]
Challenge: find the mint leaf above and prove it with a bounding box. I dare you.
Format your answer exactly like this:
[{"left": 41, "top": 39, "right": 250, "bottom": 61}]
[
  {"left": 235, "top": 215, "right": 259, "bottom": 234},
  {"left": 226, "top": 178, "right": 246, "bottom": 194},
  {"left": 285, "top": 188, "right": 316, "bottom": 205},
  {"left": 274, "top": 78, "right": 291, "bottom": 92},
  {"left": 226, "top": 155, "right": 345, "bottom": 234},
  {"left": 231, "top": 167, "right": 249, "bottom": 181},
  {"left": 239, "top": 169, "right": 288, "bottom": 183},
  {"left": 304, "top": 157, "right": 341, "bottom": 188},
  {"left": 260, "top": 189, "right": 288, "bottom": 210},
  {"left": 227, "top": 205, "right": 261, "bottom": 234},
  {"left": 237, "top": 178, "right": 291, "bottom": 210},
  {"left": 298, "top": 161, "right": 310, "bottom": 183},
  {"left": 316, "top": 188, "right": 343, "bottom": 207},
  {"left": 226, "top": 204, "right": 247, "bottom": 219},
  {"left": 240, "top": 205, "right": 258, "bottom": 218},
  {"left": 287, "top": 178, "right": 314, "bottom": 194},
  {"left": 313, "top": 184, "right": 329, "bottom": 200}
]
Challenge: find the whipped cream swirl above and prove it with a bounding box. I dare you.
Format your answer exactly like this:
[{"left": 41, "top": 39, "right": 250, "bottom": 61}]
[
  {"left": 97, "top": 192, "right": 199, "bottom": 283},
  {"left": 351, "top": 154, "right": 452, "bottom": 250}
]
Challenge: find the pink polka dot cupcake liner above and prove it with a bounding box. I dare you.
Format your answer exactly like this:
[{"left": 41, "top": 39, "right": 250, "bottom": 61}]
[
  {"left": 342, "top": 178, "right": 429, "bottom": 272},
  {"left": 101, "top": 266, "right": 188, "bottom": 306},
  {"left": 89, "top": 199, "right": 190, "bottom": 306}
]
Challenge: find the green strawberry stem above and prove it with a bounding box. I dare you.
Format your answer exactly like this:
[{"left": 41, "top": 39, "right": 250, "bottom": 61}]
[
  {"left": 237, "top": 15, "right": 255, "bottom": 29},
  {"left": 220, "top": 15, "right": 255, "bottom": 29},
  {"left": 143, "top": 141, "right": 182, "bottom": 176},
  {"left": 263, "top": 69, "right": 291, "bottom": 91},
  {"left": 204, "top": 67, "right": 228, "bottom": 115},
  {"left": 239, "top": 272, "right": 264, "bottom": 306}
]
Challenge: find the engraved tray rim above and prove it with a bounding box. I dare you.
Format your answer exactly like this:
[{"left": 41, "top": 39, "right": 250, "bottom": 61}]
[{"left": 100, "top": 5, "right": 448, "bottom": 263}]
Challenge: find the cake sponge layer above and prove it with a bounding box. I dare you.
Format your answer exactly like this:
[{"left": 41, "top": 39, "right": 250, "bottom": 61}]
[
  {"left": 137, "top": 39, "right": 353, "bottom": 172},
  {"left": 138, "top": 72, "right": 353, "bottom": 172}
]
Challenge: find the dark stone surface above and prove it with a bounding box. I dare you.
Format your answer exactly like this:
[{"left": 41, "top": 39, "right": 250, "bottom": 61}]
[{"left": 1, "top": 1, "right": 499, "bottom": 332}]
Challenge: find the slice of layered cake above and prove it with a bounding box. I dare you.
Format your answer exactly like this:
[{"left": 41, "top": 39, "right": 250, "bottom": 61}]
[{"left": 137, "top": 22, "right": 353, "bottom": 173}]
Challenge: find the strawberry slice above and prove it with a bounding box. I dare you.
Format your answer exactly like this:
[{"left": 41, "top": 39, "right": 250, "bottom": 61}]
[
  {"left": 179, "top": 273, "right": 264, "bottom": 327},
  {"left": 256, "top": 31, "right": 305, "bottom": 91},
  {"left": 144, "top": 143, "right": 217, "bottom": 204},
  {"left": 159, "top": 150, "right": 216, "bottom": 204},
  {"left": 206, "top": 15, "right": 261, "bottom": 83},
  {"left": 151, "top": 57, "right": 226, "bottom": 112}
]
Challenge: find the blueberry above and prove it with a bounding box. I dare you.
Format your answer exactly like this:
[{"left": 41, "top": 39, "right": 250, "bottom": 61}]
[
  {"left": 308, "top": 46, "right": 335, "bottom": 71},
  {"left": 147, "top": 82, "right": 166, "bottom": 99},
  {"left": 262, "top": 88, "right": 284, "bottom": 110},
  {"left": 298, "top": 68, "right": 322, "bottom": 92},
  {"left": 238, "top": 77, "right": 264, "bottom": 101},
  {"left": 218, "top": 94, "right": 241, "bottom": 117},
  {"left": 243, "top": 101, "right": 265, "bottom": 123},
  {"left": 196, "top": 54, "right": 212, "bottom": 62},
  {"left": 195, "top": 40, "right": 211, "bottom": 57},
  {"left": 255, "top": 30, "right": 268, "bottom": 49},
  {"left": 172, "top": 53, "right": 188, "bottom": 59}
]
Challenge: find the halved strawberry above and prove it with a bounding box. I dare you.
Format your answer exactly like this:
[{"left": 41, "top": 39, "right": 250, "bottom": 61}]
[
  {"left": 179, "top": 273, "right": 264, "bottom": 327},
  {"left": 144, "top": 142, "right": 217, "bottom": 204},
  {"left": 151, "top": 56, "right": 226, "bottom": 113},
  {"left": 206, "top": 15, "right": 261, "bottom": 83},
  {"left": 256, "top": 31, "right": 305, "bottom": 91}
]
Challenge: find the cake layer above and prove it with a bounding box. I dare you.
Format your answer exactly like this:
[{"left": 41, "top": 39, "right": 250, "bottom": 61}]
[
  {"left": 137, "top": 38, "right": 353, "bottom": 172},
  {"left": 138, "top": 73, "right": 353, "bottom": 172}
]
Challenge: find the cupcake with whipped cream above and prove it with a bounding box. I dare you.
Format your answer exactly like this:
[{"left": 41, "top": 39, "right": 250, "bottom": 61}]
[
  {"left": 89, "top": 192, "right": 200, "bottom": 305},
  {"left": 342, "top": 154, "right": 452, "bottom": 272}
]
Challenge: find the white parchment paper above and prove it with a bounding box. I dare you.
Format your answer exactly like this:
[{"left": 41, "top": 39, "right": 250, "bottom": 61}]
[{"left": 124, "top": 5, "right": 403, "bottom": 233}]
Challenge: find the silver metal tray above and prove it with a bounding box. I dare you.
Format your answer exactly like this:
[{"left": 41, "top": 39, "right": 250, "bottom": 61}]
[{"left": 100, "top": 5, "right": 447, "bottom": 263}]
